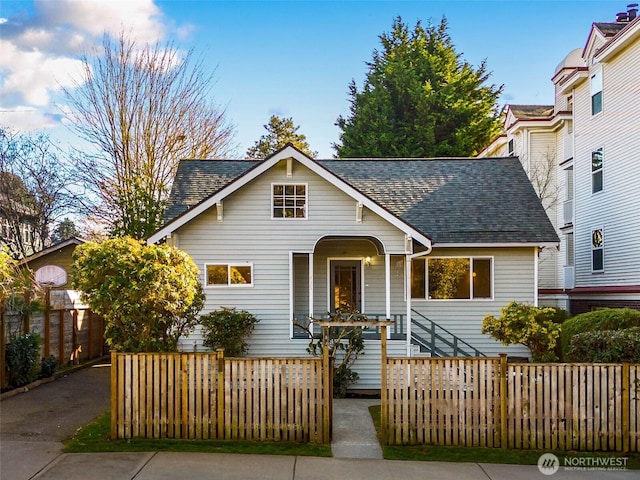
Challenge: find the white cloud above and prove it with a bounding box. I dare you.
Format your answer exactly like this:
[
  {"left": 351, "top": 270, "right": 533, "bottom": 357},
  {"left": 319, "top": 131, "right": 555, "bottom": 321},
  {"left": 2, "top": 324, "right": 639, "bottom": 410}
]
[
  {"left": 0, "top": 0, "right": 174, "bottom": 132},
  {"left": 37, "top": 0, "right": 166, "bottom": 43},
  {"left": 0, "top": 106, "right": 61, "bottom": 131}
]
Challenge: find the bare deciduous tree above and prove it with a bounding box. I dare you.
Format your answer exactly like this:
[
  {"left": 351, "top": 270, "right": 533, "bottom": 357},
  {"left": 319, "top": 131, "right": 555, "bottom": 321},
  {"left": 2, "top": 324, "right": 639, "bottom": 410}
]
[
  {"left": 63, "top": 31, "right": 237, "bottom": 239},
  {"left": 524, "top": 147, "right": 561, "bottom": 213},
  {"left": 0, "top": 128, "right": 77, "bottom": 259}
]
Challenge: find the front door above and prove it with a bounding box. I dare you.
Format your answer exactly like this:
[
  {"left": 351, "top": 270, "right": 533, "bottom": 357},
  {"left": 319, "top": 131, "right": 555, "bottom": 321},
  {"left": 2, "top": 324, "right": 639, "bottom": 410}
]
[{"left": 330, "top": 260, "right": 362, "bottom": 312}]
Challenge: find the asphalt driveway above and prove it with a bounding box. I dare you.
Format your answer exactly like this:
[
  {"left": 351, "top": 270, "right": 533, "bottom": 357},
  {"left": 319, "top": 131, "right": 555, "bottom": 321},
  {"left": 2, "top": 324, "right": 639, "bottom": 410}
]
[{"left": 0, "top": 362, "right": 111, "bottom": 480}]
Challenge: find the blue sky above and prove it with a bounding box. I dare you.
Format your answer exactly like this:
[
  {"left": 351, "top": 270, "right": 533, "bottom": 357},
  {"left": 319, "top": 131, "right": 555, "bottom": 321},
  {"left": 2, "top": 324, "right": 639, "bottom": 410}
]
[{"left": 0, "top": 1, "right": 623, "bottom": 157}]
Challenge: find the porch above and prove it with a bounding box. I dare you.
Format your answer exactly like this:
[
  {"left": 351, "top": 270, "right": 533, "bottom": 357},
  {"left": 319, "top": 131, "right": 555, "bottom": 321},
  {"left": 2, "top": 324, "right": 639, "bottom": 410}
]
[{"left": 290, "top": 236, "right": 484, "bottom": 358}]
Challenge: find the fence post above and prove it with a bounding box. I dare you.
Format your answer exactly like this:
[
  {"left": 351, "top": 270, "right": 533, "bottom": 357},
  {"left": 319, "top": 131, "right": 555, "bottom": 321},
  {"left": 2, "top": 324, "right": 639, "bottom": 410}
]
[
  {"left": 110, "top": 352, "right": 117, "bottom": 439},
  {"left": 622, "top": 361, "right": 630, "bottom": 453},
  {"left": 322, "top": 334, "right": 331, "bottom": 444},
  {"left": 217, "top": 349, "right": 225, "bottom": 439},
  {"left": 44, "top": 288, "right": 50, "bottom": 358},
  {"left": 0, "top": 310, "right": 5, "bottom": 388},
  {"left": 87, "top": 309, "right": 93, "bottom": 359},
  {"left": 58, "top": 310, "right": 65, "bottom": 364},
  {"left": 499, "top": 353, "right": 508, "bottom": 449},
  {"left": 381, "top": 324, "right": 388, "bottom": 445}
]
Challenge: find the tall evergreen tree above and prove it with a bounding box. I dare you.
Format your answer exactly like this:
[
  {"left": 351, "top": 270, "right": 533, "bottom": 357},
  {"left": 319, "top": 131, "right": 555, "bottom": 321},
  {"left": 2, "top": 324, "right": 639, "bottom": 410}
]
[
  {"left": 334, "top": 17, "right": 503, "bottom": 158},
  {"left": 246, "top": 115, "right": 317, "bottom": 158}
]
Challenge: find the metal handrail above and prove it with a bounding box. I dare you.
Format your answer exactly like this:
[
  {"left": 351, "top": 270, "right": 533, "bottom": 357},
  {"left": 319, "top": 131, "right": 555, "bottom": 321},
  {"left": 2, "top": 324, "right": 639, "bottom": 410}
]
[{"left": 410, "top": 309, "right": 486, "bottom": 357}]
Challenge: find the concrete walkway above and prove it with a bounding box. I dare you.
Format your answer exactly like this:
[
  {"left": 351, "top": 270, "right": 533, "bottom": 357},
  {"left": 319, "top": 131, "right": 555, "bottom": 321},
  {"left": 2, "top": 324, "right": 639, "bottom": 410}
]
[
  {"left": 331, "top": 398, "right": 383, "bottom": 459},
  {"left": 1, "top": 366, "right": 639, "bottom": 480}
]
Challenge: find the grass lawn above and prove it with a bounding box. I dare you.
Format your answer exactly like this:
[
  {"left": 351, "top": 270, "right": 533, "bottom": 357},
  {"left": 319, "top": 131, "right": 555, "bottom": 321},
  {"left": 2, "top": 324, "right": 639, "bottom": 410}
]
[
  {"left": 64, "top": 412, "right": 332, "bottom": 457},
  {"left": 368, "top": 405, "right": 640, "bottom": 469}
]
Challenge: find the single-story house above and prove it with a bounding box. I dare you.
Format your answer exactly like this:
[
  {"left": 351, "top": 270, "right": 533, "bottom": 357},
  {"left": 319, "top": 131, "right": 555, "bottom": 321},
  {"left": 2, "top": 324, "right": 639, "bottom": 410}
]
[{"left": 148, "top": 145, "right": 559, "bottom": 389}]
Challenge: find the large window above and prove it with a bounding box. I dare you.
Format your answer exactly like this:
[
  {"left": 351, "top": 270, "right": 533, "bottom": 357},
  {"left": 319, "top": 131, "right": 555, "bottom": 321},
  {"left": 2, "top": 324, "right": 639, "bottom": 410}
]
[
  {"left": 272, "top": 184, "right": 307, "bottom": 219},
  {"left": 205, "top": 263, "right": 253, "bottom": 287},
  {"left": 590, "top": 69, "right": 602, "bottom": 115},
  {"left": 411, "top": 257, "right": 492, "bottom": 300},
  {"left": 591, "top": 228, "right": 604, "bottom": 273},
  {"left": 591, "top": 148, "right": 603, "bottom": 193}
]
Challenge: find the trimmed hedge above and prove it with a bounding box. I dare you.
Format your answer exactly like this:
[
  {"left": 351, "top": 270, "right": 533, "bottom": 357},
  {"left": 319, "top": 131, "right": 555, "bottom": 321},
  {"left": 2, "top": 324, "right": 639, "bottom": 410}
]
[
  {"left": 560, "top": 308, "right": 640, "bottom": 360},
  {"left": 567, "top": 327, "right": 640, "bottom": 363}
]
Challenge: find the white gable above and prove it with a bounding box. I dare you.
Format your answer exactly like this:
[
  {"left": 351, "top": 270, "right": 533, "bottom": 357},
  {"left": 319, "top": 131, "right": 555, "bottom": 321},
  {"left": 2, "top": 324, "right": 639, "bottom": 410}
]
[{"left": 148, "top": 146, "right": 432, "bottom": 249}]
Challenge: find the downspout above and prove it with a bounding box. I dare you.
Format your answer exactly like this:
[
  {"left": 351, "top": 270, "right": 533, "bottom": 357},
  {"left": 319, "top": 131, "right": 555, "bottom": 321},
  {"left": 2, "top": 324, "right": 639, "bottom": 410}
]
[
  {"left": 405, "top": 241, "right": 433, "bottom": 357},
  {"left": 534, "top": 246, "right": 539, "bottom": 307}
]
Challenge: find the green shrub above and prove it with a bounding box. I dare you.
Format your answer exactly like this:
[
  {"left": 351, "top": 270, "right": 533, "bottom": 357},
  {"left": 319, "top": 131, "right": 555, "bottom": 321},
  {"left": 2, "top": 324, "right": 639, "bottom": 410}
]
[
  {"left": 567, "top": 327, "right": 640, "bottom": 363},
  {"left": 40, "top": 355, "right": 58, "bottom": 378},
  {"left": 199, "top": 307, "right": 259, "bottom": 357},
  {"left": 300, "top": 310, "right": 367, "bottom": 398},
  {"left": 482, "top": 301, "right": 561, "bottom": 362},
  {"left": 5, "top": 332, "right": 42, "bottom": 387},
  {"left": 560, "top": 308, "right": 640, "bottom": 360},
  {"left": 72, "top": 237, "right": 205, "bottom": 352}
]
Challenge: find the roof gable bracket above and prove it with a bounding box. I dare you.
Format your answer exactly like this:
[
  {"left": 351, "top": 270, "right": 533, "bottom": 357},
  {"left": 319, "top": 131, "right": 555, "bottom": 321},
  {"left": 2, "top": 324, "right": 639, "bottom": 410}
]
[{"left": 216, "top": 201, "right": 223, "bottom": 223}]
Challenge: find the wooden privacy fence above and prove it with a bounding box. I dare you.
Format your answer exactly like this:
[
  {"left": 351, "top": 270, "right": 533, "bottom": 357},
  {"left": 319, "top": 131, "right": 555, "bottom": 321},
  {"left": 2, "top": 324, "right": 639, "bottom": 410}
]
[
  {"left": 383, "top": 356, "right": 640, "bottom": 452},
  {"left": 1, "top": 307, "right": 105, "bottom": 388},
  {"left": 111, "top": 351, "right": 331, "bottom": 443}
]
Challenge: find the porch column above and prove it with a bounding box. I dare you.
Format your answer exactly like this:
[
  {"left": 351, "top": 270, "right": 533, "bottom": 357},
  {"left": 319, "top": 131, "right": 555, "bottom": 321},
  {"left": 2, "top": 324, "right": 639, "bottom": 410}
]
[
  {"left": 385, "top": 253, "right": 391, "bottom": 319},
  {"left": 406, "top": 255, "right": 412, "bottom": 356},
  {"left": 385, "top": 253, "right": 391, "bottom": 340},
  {"left": 308, "top": 253, "right": 314, "bottom": 319}
]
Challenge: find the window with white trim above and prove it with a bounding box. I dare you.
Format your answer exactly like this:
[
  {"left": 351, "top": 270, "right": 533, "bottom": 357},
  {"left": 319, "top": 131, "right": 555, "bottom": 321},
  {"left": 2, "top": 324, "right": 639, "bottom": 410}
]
[
  {"left": 205, "top": 263, "right": 253, "bottom": 286},
  {"left": 591, "top": 147, "right": 603, "bottom": 193},
  {"left": 272, "top": 184, "right": 307, "bottom": 219},
  {"left": 411, "top": 257, "right": 492, "bottom": 300},
  {"left": 591, "top": 229, "right": 604, "bottom": 272},
  {"left": 590, "top": 69, "right": 602, "bottom": 115}
]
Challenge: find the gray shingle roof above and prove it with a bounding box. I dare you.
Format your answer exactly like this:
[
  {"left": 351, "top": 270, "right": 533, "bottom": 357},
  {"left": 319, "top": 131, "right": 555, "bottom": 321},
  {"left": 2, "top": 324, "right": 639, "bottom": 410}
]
[
  {"left": 163, "top": 157, "right": 558, "bottom": 245},
  {"left": 594, "top": 22, "right": 627, "bottom": 37},
  {"left": 164, "top": 160, "right": 255, "bottom": 223},
  {"left": 509, "top": 105, "right": 554, "bottom": 119},
  {"left": 319, "top": 158, "right": 558, "bottom": 244}
]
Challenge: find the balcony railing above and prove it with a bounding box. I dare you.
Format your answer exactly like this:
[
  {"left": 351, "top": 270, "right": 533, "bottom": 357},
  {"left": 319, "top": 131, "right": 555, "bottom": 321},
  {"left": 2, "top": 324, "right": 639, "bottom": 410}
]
[
  {"left": 563, "top": 199, "right": 573, "bottom": 225},
  {"left": 563, "top": 132, "right": 573, "bottom": 161},
  {"left": 564, "top": 266, "right": 575, "bottom": 290}
]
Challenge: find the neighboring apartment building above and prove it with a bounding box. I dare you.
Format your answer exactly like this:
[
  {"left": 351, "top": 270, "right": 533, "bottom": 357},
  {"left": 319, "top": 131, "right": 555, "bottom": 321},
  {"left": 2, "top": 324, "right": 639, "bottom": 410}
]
[{"left": 478, "top": 6, "right": 640, "bottom": 314}]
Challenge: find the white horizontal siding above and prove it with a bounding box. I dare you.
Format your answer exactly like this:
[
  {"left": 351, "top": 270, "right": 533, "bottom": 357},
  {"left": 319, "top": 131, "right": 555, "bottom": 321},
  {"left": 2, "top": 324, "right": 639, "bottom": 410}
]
[
  {"left": 176, "top": 160, "right": 408, "bottom": 362},
  {"left": 410, "top": 247, "right": 534, "bottom": 359},
  {"left": 573, "top": 40, "right": 640, "bottom": 288}
]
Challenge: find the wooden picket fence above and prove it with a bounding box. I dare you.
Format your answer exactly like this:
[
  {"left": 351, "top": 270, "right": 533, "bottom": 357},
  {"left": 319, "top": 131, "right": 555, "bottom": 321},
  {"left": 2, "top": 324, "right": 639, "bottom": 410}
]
[
  {"left": 111, "top": 351, "right": 331, "bottom": 443},
  {"left": 383, "top": 356, "right": 640, "bottom": 452}
]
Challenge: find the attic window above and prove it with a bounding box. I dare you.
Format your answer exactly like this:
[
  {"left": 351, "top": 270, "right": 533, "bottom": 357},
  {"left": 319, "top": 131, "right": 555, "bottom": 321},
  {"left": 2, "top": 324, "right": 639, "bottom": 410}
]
[
  {"left": 272, "top": 184, "right": 307, "bottom": 219},
  {"left": 507, "top": 139, "right": 514, "bottom": 156}
]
